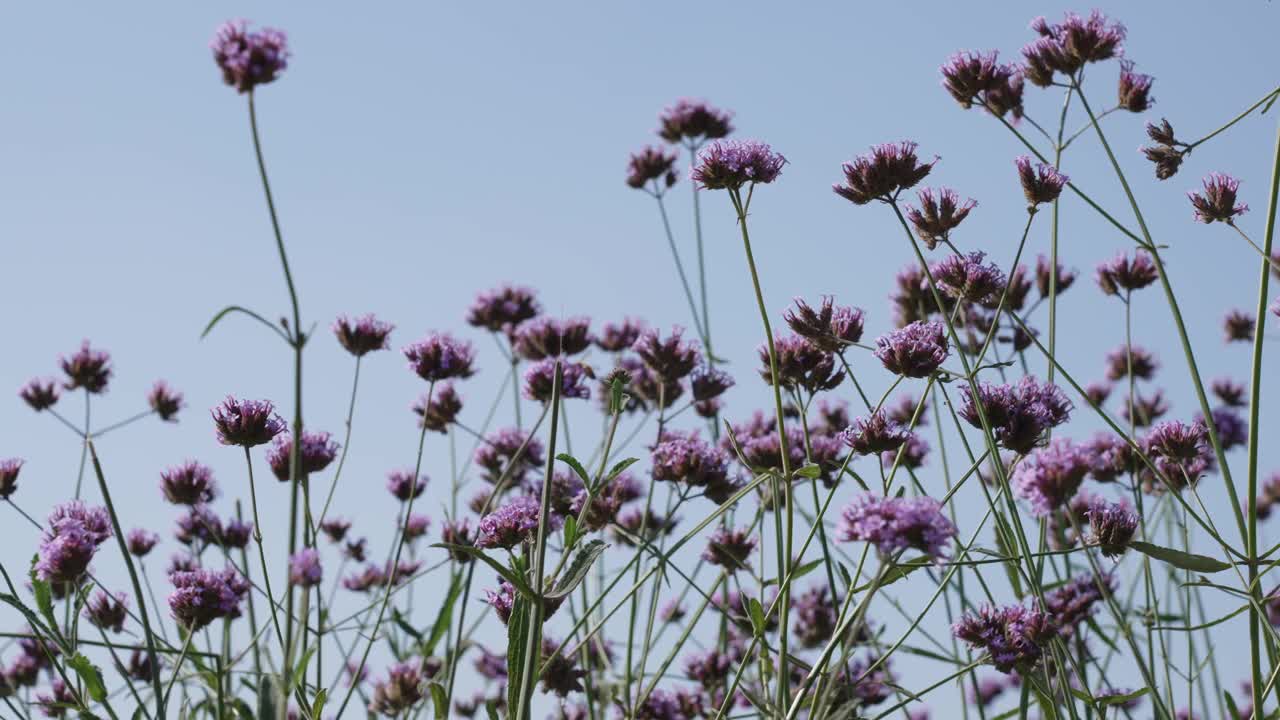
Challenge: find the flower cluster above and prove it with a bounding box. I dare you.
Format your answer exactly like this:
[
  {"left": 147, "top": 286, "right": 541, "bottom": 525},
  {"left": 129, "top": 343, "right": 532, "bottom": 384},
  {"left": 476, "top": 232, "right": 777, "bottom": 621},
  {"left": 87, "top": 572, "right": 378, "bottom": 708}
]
[{"left": 837, "top": 494, "right": 957, "bottom": 559}]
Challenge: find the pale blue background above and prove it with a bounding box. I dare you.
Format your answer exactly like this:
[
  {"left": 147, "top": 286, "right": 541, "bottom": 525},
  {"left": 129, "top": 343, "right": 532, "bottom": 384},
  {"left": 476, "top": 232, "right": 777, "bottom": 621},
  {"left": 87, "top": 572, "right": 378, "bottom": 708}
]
[{"left": 2, "top": 2, "right": 1278, "bottom": 717}]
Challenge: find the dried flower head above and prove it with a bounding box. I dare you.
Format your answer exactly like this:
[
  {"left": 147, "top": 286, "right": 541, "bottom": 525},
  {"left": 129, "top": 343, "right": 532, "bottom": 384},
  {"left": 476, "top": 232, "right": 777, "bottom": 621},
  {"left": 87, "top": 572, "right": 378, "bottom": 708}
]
[{"left": 1117, "top": 60, "right": 1154, "bottom": 112}]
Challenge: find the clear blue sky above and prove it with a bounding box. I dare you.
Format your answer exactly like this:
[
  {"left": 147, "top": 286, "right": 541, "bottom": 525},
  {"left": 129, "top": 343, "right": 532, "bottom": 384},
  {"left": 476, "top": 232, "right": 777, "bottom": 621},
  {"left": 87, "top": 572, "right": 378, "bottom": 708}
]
[{"left": 2, "top": 2, "right": 1278, "bottom": 716}]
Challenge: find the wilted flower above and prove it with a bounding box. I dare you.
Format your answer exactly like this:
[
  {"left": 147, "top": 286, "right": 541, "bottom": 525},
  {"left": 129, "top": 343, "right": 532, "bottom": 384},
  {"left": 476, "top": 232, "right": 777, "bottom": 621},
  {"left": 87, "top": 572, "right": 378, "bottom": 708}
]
[
  {"left": 874, "top": 321, "right": 949, "bottom": 378},
  {"left": 19, "top": 378, "right": 60, "bottom": 411},
  {"left": 691, "top": 139, "right": 786, "bottom": 190},
  {"left": 288, "top": 549, "right": 322, "bottom": 587},
  {"left": 0, "top": 458, "right": 23, "bottom": 499},
  {"left": 413, "top": 382, "right": 462, "bottom": 432},
  {"left": 160, "top": 460, "right": 218, "bottom": 505},
  {"left": 333, "top": 314, "right": 394, "bottom": 356},
  {"left": 147, "top": 381, "right": 184, "bottom": 421},
  {"left": 905, "top": 188, "right": 977, "bottom": 249},
  {"left": 702, "top": 526, "right": 757, "bottom": 572},
  {"left": 523, "top": 359, "right": 592, "bottom": 402},
  {"left": 837, "top": 494, "right": 957, "bottom": 559},
  {"left": 60, "top": 341, "right": 112, "bottom": 393},
  {"left": 1087, "top": 498, "right": 1138, "bottom": 557},
  {"left": 83, "top": 591, "right": 128, "bottom": 633},
  {"left": 1012, "top": 438, "right": 1091, "bottom": 517},
  {"left": 953, "top": 603, "right": 1057, "bottom": 674},
  {"left": 1223, "top": 309, "right": 1256, "bottom": 343},
  {"left": 368, "top": 662, "right": 425, "bottom": 716},
  {"left": 1189, "top": 172, "right": 1248, "bottom": 223},
  {"left": 467, "top": 285, "right": 541, "bottom": 333},
  {"left": 403, "top": 332, "right": 476, "bottom": 382},
  {"left": 168, "top": 567, "right": 249, "bottom": 631},
  {"left": 210, "top": 19, "right": 288, "bottom": 93},
  {"left": 211, "top": 397, "right": 286, "bottom": 447},
  {"left": 834, "top": 141, "right": 936, "bottom": 205},
  {"left": 1015, "top": 156, "right": 1068, "bottom": 207},
  {"left": 1143, "top": 144, "right": 1185, "bottom": 181},
  {"left": 627, "top": 146, "right": 678, "bottom": 191},
  {"left": 657, "top": 98, "right": 734, "bottom": 145},
  {"left": 1117, "top": 60, "right": 1154, "bottom": 112},
  {"left": 386, "top": 470, "right": 427, "bottom": 502}
]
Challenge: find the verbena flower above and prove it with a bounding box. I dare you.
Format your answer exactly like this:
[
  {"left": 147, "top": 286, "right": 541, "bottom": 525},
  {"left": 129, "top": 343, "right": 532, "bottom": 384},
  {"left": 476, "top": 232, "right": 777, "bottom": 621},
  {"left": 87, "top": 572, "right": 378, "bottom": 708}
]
[
  {"left": 1223, "top": 309, "right": 1256, "bottom": 343},
  {"left": 633, "top": 326, "right": 701, "bottom": 382},
  {"left": 689, "top": 366, "right": 734, "bottom": 402},
  {"left": 837, "top": 494, "right": 957, "bottom": 559},
  {"left": 1117, "top": 60, "right": 1154, "bottom": 112},
  {"left": 658, "top": 98, "right": 734, "bottom": 145},
  {"left": 403, "top": 332, "right": 476, "bottom": 382},
  {"left": 1189, "top": 172, "right": 1248, "bottom": 223},
  {"left": 651, "top": 432, "right": 737, "bottom": 504},
  {"left": 218, "top": 519, "right": 252, "bottom": 549},
  {"left": 874, "top": 321, "right": 948, "bottom": 378},
  {"left": 842, "top": 410, "right": 908, "bottom": 456},
  {"left": 701, "top": 526, "right": 757, "bottom": 572},
  {"left": 1212, "top": 377, "right": 1247, "bottom": 407},
  {"left": 160, "top": 460, "right": 219, "bottom": 505},
  {"left": 594, "top": 318, "right": 646, "bottom": 352},
  {"left": 1035, "top": 254, "right": 1077, "bottom": 297},
  {"left": 1084, "top": 381, "right": 1112, "bottom": 407},
  {"left": 148, "top": 381, "right": 185, "bottom": 421},
  {"left": 905, "top": 188, "right": 977, "bottom": 249},
  {"left": 791, "top": 584, "right": 840, "bottom": 648},
  {"left": 440, "top": 520, "right": 473, "bottom": 562},
  {"left": 953, "top": 603, "right": 1057, "bottom": 674},
  {"left": 386, "top": 470, "right": 427, "bottom": 502},
  {"left": 474, "top": 426, "right": 545, "bottom": 486},
  {"left": 884, "top": 433, "right": 930, "bottom": 470},
  {"left": 288, "top": 549, "right": 322, "bottom": 587},
  {"left": 1104, "top": 344, "right": 1159, "bottom": 381},
  {"left": 211, "top": 397, "right": 286, "bottom": 447},
  {"left": 1015, "top": 156, "right": 1068, "bottom": 207},
  {"left": 783, "top": 296, "right": 865, "bottom": 351},
  {"left": 683, "top": 648, "right": 733, "bottom": 689},
  {"left": 627, "top": 146, "right": 678, "bottom": 191},
  {"left": 211, "top": 19, "right": 289, "bottom": 93},
  {"left": 413, "top": 382, "right": 462, "bottom": 433},
  {"left": 466, "top": 284, "right": 541, "bottom": 333},
  {"left": 1087, "top": 498, "right": 1138, "bottom": 557},
  {"left": 60, "top": 341, "right": 112, "bottom": 393},
  {"left": 1198, "top": 406, "right": 1248, "bottom": 450},
  {"left": 476, "top": 495, "right": 558, "bottom": 549},
  {"left": 833, "top": 141, "right": 936, "bottom": 205},
  {"left": 320, "top": 518, "right": 350, "bottom": 543},
  {"left": 0, "top": 458, "right": 23, "bottom": 499},
  {"left": 1046, "top": 572, "right": 1114, "bottom": 635},
  {"left": 934, "top": 251, "right": 1006, "bottom": 304},
  {"left": 83, "top": 591, "right": 128, "bottom": 633},
  {"left": 691, "top": 139, "right": 786, "bottom": 190},
  {"left": 1086, "top": 433, "right": 1134, "bottom": 483},
  {"left": 37, "top": 502, "right": 112, "bottom": 584},
  {"left": 368, "top": 662, "right": 425, "bottom": 716},
  {"left": 1142, "top": 420, "right": 1215, "bottom": 491},
  {"left": 613, "top": 507, "right": 678, "bottom": 547},
  {"left": 763, "top": 334, "right": 844, "bottom": 393},
  {"left": 19, "top": 378, "right": 60, "bottom": 411},
  {"left": 513, "top": 316, "right": 593, "bottom": 360},
  {"left": 168, "top": 567, "right": 249, "bottom": 631},
  {"left": 333, "top": 314, "right": 394, "bottom": 356},
  {"left": 127, "top": 529, "right": 159, "bottom": 557},
  {"left": 1120, "top": 388, "right": 1169, "bottom": 428},
  {"left": 539, "top": 636, "right": 587, "bottom": 697},
  {"left": 343, "top": 565, "right": 386, "bottom": 593},
  {"left": 1012, "top": 438, "right": 1091, "bottom": 517},
  {"left": 1096, "top": 250, "right": 1158, "bottom": 295},
  {"left": 940, "top": 50, "right": 1002, "bottom": 108},
  {"left": 523, "top": 359, "right": 592, "bottom": 402}
]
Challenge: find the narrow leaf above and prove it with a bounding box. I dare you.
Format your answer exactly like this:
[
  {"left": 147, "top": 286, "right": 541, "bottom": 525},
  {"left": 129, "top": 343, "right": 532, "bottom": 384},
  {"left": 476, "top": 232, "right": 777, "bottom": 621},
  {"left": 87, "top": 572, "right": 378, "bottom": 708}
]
[
  {"left": 68, "top": 653, "right": 107, "bottom": 703},
  {"left": 1130, "top": 541, "right": 1231, "bottom": 573},
  {"left": 428, "top": 682, "right": 448, "bottom": 719},
  {"left": 555, "top": 453, "right": 591, "bottom": 486},
  {"left": 604, "top": 457, "right": 639, "bottom": 483},
  {"left": 546, "top": 540, "right": 608, "bottom": 600}
]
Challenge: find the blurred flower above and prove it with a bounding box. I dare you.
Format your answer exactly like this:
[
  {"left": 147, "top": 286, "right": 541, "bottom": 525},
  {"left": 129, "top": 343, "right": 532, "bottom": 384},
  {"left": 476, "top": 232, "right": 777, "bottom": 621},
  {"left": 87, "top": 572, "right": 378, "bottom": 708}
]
[
  {"left": 657, "top": 98, "right": 733, "bottom": 145},
  {"left": 0, "top": 458, "right": 23, "bottom": 499},
  {"left": 148, "top": 381, "right": 185, "bottom": 421},
  {"left": 702, "top": 526, "right": 757, "bottom": 572},
  {"left": 594, "top": 318, "right": 646, "bottom": 352},
  {"left": 333, "top": 314, "right": 394, "bottom": 357},
  {"left": 1212, "top": 377, "right": 1247, "bottom": 407},
  {"left": 1117, "top": 60, "right": 1154, "bottom": 112},
  {"left": 467, "top": 284, "right": 541, "bottom": 334},
  {"left": 127, "top": 528, "right": 159, "bottom": 557},
  {"left": 211, "top": 19, "right": 289, "bottom": 93},
  {"left": 386, "top": 470, "right": 427, "bottom": 502},
  {"left": 523, "top": 359, "right": 592, "bottom": 402},
  {"left": 1104, "top": 344, "right": 1158, "bottom": 381},
  {"left": 83, "top": 591, "right": 128, "bottom": 633},
  {"left": 266, "top": 430, "right": 338, "bottom": 482},
  {"left": 1012, "top": 438, "right": 1091, "bottom": 517},
  {"left": 1035, "top": 254, "right": 1077, "bottom": 297},
  {"left": 513, "top": 316, "right": 593, "bottom": 360},
  {"left": 168, "top": 567, "right": 249, "bottom": 631},
  {"left": 1223, "top": 309, "right": 1256, "bottom": 343},
  {"left": 627, "top": 145, "right": 678, "bottom": 192},
  {"left": 19, "top": 378, "right": 60, "bottom": 411},
  {"left": 633, "top": 326, "right": 701, "bottom": 382},
  {"left": 160, "top": 460, "right": 219, "bottom": 506},
  {"left": 763, "top": 334, "right": 843, "bottom": 393},
  {"left": 403, "top": 332, "right": 476, "bottom": 382},
  {"left": 60, "top": 341, "right": 112, "bottom": 394},
  {"left": 837, "top": 494, "right": 956, "bottom": 559},
  {"left": 288, "top": 549, "right": 322, "bottom": 587},
  {"left": 413, "top": 382, "right": 463, "bottom": 432},
  {"left": 368, "top": 662, "right": 424, "bottom": 717},
  {"left": 689, "top": 366, "right": 734, "bottom": 402},
  {"left": 1015, "top": 156, "right": 1068, "bottom": 207}
]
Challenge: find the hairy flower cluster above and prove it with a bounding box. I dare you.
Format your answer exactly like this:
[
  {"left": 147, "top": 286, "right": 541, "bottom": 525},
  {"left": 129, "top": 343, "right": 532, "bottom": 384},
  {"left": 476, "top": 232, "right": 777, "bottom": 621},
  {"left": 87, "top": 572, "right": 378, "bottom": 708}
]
[
  {"left": 838, "top": 494, "right": 957, "bottom": 559},
  {"left": 1046, "top": 572, "right": 1114, "bottom": 635},
  {"left": 368, "top": 662, "right": 425, "bottom": 716},
  {"left": 1087, "top": 498, "right": 1139, "bottom": 557},
  {"left": 1015, "top": 156, "right": 1068, "bottom": 207},
  {"left": 474, "top": 426, "right": 546, "bottom": 486},
  {"left": 1141, "top": 420, "right": 1215, "bottom": 490},
  {"left": 651, "top": 432, "right": 737, "bottom": 504},
  {"left": 168, "top": 567, "right": 250, "bottom": 631},
  {"left": 874, "top": 321, "right": 948, "bottom": 378},
  {"left": 160, "top": 460, "right": 219, "bottom": 505},
  {"left": 657, "top": 98, "right": 734, "bottom": 145},
  {"left": 403, "top": 332, "right": 476, "bottom": 382},
  {"left": 1117, "top": 60, "right": 1155, "bottom": 112},
  {"left": 1012, "top": 438, "right": 1091, "bottom": 517},
  {"left": 36, "top": 502, "right": 112, "bottom": 585},
  {"left": 523, "top": 359, "right": 592, "bottom": 402},
  {"left": 953, "top": 603, "right": 1057, "bottom": 674},
  {"left": 905, "top": 187, "right": 977, "bottom": 249},
  {"left": 833, "top": 141, "right": 935, "bottom": 205},
  {"left": 701, "top": 526, "right": 757, "bottom": 572},
  {"left": 691, "top": 139, "right": 786, "bottom": 190},
  {"left": 475, "top": 495, "right": 558, "bottom": 549},
  {"left": 1189, "top": 172, "right": 1248, "bottom": 223},
  {"left": 513, "top": 316, "right": 592, "bottom": 360},
  {"left": 940, "top": 50, "right": 1024, "bottom": 120},
  {"left": 842, "top": 410, "right": 908, "bottom": 456},
  {"left": 266, "top": 430, "right": 339, "bottom": 481},
  {"left": 333, "top": 314, "right": 394, "bottom": 356},
  {"left": 211, "top": 19, "right": 289, "bottom": 93},
  {"left": 1096, "top": 250, "right": 1158, "bottom": 295},
  {"left": 386, "top": 469, "right": 428, "bottom": 502},
  {"left": 1021, "top": 11, "right": 1125, "bottom": 86},
  {"left": 783, "top": 296, "right": 865, "bottom": 351},
  {"left": 211, "top": 396, "right": 286, "bottom": 447},
  {"left": 466, "top": 284, "right": 541, "bottom": 333},
  {"left": 762, "top": 334, "right": 843, "bottom": 393},
  {"left": 633, "top": 326, "right": 701, "bottom": 382},
  {"left": 934, "top": 251, "right": 1006, "bottom": 304},
  {"left": 960, "top": 376, "right": 1071, "bottom": 454},
  {"left": 1035, "top": 254, "right": 1077, "bottom": 297}
]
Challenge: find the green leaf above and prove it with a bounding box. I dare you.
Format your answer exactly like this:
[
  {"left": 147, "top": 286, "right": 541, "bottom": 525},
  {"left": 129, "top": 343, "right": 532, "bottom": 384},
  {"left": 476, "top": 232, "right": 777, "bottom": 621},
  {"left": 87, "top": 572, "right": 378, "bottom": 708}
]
[
  {"left": 506, "top": 595, "right": 530, "bottom": 719},
  {"left": 310, "top": 688, "right": 328, "bottom": 720},
  {"left": 745, "top": 597, "right": 766, "bottom": 638},
  {"left": 546, "top": 540, "right": 608, "bottom": 600},
  {"left": 1130, "top": 541, "right": 1231, "bottom": 573},
  {"left": 68, "top": 653, "right": 107, "bottom": 703},
  {"left": 28, "top": 557, "right": 57, "bottom": 639},
  {"left": 1099, "top": 687, "right": 1148, "bottom": 707},
  {"left": 1224, "top": 689, "right": 1241, "bottom": 719},
  {"left": 428, "top": 681, "right": 448, "bottom": 719},
  {"left": 424, "top": 573, "right": 463, "bottom": 656},
  {"left": 431, "top": 543, "right": 537, "bottom": 599},
  {"left": 562, "top": 515, "right": 578, "bottom": 550},
  {"left": 555, "top": 453, "right": 591, "bottom": 486},
  {"left": 793, "top": 463, "right": 822, "bottom": 480},
  {"left": 257, "top": 676, "right": 278, "bottom": 720},
  {"left": 289, "top": 646, "right": 317, "bottom": 694},
  {"left": 603, "top": 457, "right": 639, "bottom": 483},
  {"left": 484, "top": 699, "right": 501, "bottom": 720},
  {"left": 392, "top": 608, "right": 423, "bottom": 642}
]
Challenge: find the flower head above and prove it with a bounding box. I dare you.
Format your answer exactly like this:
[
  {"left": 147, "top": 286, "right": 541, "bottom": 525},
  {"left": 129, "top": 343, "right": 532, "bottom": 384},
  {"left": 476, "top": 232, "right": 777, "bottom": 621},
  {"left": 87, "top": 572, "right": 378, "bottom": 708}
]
[
  {"left": 905, "top": 188, "right": 977, "bottom": 249},
  {"left": 1189, "top": 172, "right": 1248, "bottom": 223},
  {"left": 783, "top": 296, "right": 865, "bottom": 351},
  {"left": 83, "top": 591, "right": 128, "bottom": 633},
  {"left": 940, "top": 50, "right": 1002, "bottom": 108},
  {"left": 168, "top": 567, "right": 249, "bottom": 631},
  {"left": 1046, "top": 572, "right": 1114, "bottom": 635},
  {"left": 953, "top": 603, "right": 1057, "bottom": 674},
  {"left": 147, "top": 381, "right": 184, "bottom": 421},
  {"left": 320, "top": 517, "right": 351, "bottom": 543},
  {"left": 0, "top": 458, "right": 23, "bottom": 499},
  {"left": 934, "top": 251, "right": 1006, "bottom": 304},
  {"left": 1095, "top": 251, "right": 1158, "bottom": 295},
  {"left": 1015, "top": 156, "right": 1068, "bottom": 207},
  {"left": 702, "top": 526, "right": 757, "bottom": 572},
  {"left": 1104, "top": 344, "right": 1159, "bottom": 381},
  {"left": 689, "top": 365, "right": 734, "bottom": 402},
  {"left": 657, "top": 98, "right": 733, "bottom": 145},
  {"left": 60, "top": 341, "right": 112, "bottom": 393},
  {"left": 413, "top": 382, "right": 463, "bottom": 433},
  {"left": 1212, "top": 377, "right": 1247, "bottom": 407},
  {"left": 211, "top": 19, "right": 289, "bottom": 93},
  {"left": 37, "top": 502, "right": 112, "bottom": 584},
  {"left": 651, "top": 431, "right": 736, "bottom": 502},
  {"left": 837, "top": 494, "right": 957, "bottom": 559},
  {"left": 513, "top": 316, "right": 593, "bottom": 360},
  {"left": 1223, "top": 309, "right": 1256, "bottom": 343},
  {"left": 843, "top": 410, "right": 908, "bottom": 456},
  {"left": 403, "top": 332, "right": 476, "bottom": 382},
  {"left": 633, "top": 326, "right": 701, "bottom": 382},
  {"left": 691, "top": 139, "right": 786, "bottom": 190},
  {"left": 1012, "top": 438, "right": 1091, "bottom": 517},
  {"left": 1118, "top": 60, "right": 1154, "bottom": 112},
  {"left": 127, "top": 528, "right": 159, "bottom": 557},
  {"left": 763, "top": 334, "right": 844, "bottom": 393},
  {"left": 834, "top": 141, "right": 936, "bottom": 205},
  {"left": 368, "top": 662, "right": 425, "bottom": 717},
  {"left": 19, "top": 378, "right": 60, "bottom": 411},
  {"left": 474, "top": 427, "right": 545, "bottom": 485},
  {"left": 1142, "top": 420, "right": 1215, "bottom": 491},
  {"left": 466, "top": 284, "right": 541, "bottom": 333},
  {"left": 476, "top": 495, "right": 558, "bottom": 549},
  {"left": 594, "top": 318, "right": 646, "bottom": 352},
  {"left": 1087, "top": 498, "right": 1138, "bottom": 557},
  {"left": 874, "top": 321, "right": 949, "bottom": 378},
  {"left": 288, "top": 549, "right": 322, "bottom": 587},
  {"left": 523, "top": 359, "right": 592, "bottom": 402},
  {"left": 627, "top": 146, "right": 678, "bottom": 191},
  {"left": 266, "top": 430, "right": 339, "bottom": 482},
  {"left": 333, "top": 314, "right": 394, "bottom": 356},
  {"left": 211, "top": 397, "right": 286, "bottom": 447},
  {"left": 386, "top": 470, "right": 427, "bottom": 502},
  {"left": 160, "top": 461, "right": 218, "bottom": 506},
  {"left": 1035, "top": 254, "right": 1077, "bottom": 297}
]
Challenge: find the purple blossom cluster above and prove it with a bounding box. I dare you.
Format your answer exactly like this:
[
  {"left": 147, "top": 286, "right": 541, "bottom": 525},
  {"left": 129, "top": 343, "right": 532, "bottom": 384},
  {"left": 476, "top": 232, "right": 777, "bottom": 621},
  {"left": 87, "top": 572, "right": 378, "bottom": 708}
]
[{"left": 838, "top": 494, "right": 957, "bottom": 559}]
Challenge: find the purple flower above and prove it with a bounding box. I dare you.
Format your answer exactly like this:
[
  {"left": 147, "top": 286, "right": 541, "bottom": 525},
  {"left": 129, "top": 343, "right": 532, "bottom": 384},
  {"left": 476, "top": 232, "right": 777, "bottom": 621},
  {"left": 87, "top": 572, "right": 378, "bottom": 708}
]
[
  {"left": 960, "top": 376, "right": 1072, "bottom": 454},
  {"left": 19, "top": 377, "right": 60, "bottom": 411},
  {"left": 939, "top": 50, "right": 1002, "bottom": 108},
  {"left": 403, "top": 332, "right": 476, "bottom": 382},
  {"left": 147, "top": 381, "right": 184, "bottom": 421},
  {"left": 634, "top": 689, "right": 690, "bottom": 720},
  {"left": 83, "top": 591, "right": 128, "bottom": 633},
  {"left": 763, "top": 334, "right": 844, "bottom": 393},
  {"left": 1142, "top": 420, "right": 1214, "bottom": 490},
  {"left": 791, "top": 584, "right": 846, "bottom": 648},
  {"left": 476, "top": 495, "right": 558, "bottom": 549},
  {"left": 884, "top": 433, "right": 929, "bottom": 470},
  {"left": 60, "top": 341, "right": 112, "bottom": 393},
  {"left": 1046, "top": 572, "right": 1114, "bottom": 635},
  {"left": 36, "top": 680, "right": 75, "bottom": 717},
  {"left": 368, "top": 662, "right": 425, "bottom": 717},
  {"left": 288, "top": 549, "right": 322, "bottom": 587},
  {"left": 905, "top": 188, "right": 977, "bottom": 249},
  {"left": 1035, "top": 254, "right": 1077, "bottom": 297},
  {"left": 934, "top": 251, "right": 1006, "bottom": 304},
  {"left": 837, "top": 494, "right": 957, "bottom": 559},
  {"left": 127, "top": 528, "right": 159, "bottom": 557},
  {"left": 1189, "top": 172, "right": 1249, "bottom": 223},
  {"left": 627, "top": 145, "right": 679, "bottom": 191},
  {"left": 783, "top": 296, "right": 865, "bottom": 350},
  {"left": 843, "top": 410, "right": 908, "bottom": 456},
  {"left": 175, "top": 505, "right": 222, "bottom": 546},
  {"left": 539, "top": 636, "right": 587, "bottom": 697},
  {"left": 319, "top": 518, "right": 351, "bottom": 543},
  {"left": 210, "top": 19, "right": 289, "bottom": 93},
  {"left": 1012, "top": 438, "right": 1091, "bottom": 517},
  {"left": 1086, "top": 433, "right": 1134, "bottom": 483},
  {"left": 1199, "top": 406, "right": 1248, "bottom": 450},
  {"left": 834, "top": 141, "right": 936, "bottom": 205},
  {"left": 1121, "top": 389, "right": 1170, "bottom": 428},
  {"left": 168, "top": 566, "right": 249, "bottom": 631},
  {"left": 1021, "top": 36, "right": 1071, "bottom": 87},
  {"left": 952, "top": 603, "right": 1057, "bottom": 674},
  {"left": 594, "top": 318, "right": 646, "bottom": 352},
  {"left": 651, "top": 432, "right": 736, "bottom": 503},
  {"left": 343, "top": 565, "right": 385, "bottom": 593},
  {"left": 332, "top": 314, "right": 394, "bottom": 356},
  {"left": 683, "top": 648, "right": 733, "bottom": 689},
  {"left": 1015, "top": 156, "right": 1068, "bottom": 207},
  {"left": 1212, "top": 377, "right": 1248, "bottom": 407},
  {"left": 874, "top": 321, "right": 949, "bottom": 378},
  {"left": 402, "top": 513, "right": 431, "bottom": 541},
  {"left": 513, "top": 316, "right": 593, "bottom": 360},
  {"left": 160, "top": 460, "right": 219, "bottom": 505},
  {"left": 483, "top": 581, "right": 563, "bottom": 626},
  {"left": 265, "top": 430, "right": 339, "bottom": 482},
  {"left": 691, "top": 139, "right": 786, "bottom": 190},
  {"left": 1085, "top": 381, "right": 1112, "bottom": 407},
  {"left": 1118, "top": 60, "right": 1155, "bottom": 112},
  {"left": 219, "top": 519, "right": 252, "bottom": 549},
  {"left": 473, "top": 646, "right": 508, "bottom": 681},
  {"left": 474, "top": 426, "right": 545, "bottom": 486},
  {"left": 689, "top": 366, "right": 734, "bottom": 402},
  {"left": 633, "top": 326, "right": 701, "bottom": 382},
  {"left": 1104, "top": 344, "right": 1158, "bottom": 381},
  {"left": 969, "top": 676, "right": 1008, "bottom": 707},
  {"left": 413, "top": 382, "right": 463, "bottom": 433},
  {"left": 1087, "top": 498, "right": 1138, "bottom": 557},
  {"left": 386, "top": 469, "right": 427, "bottom": 502},
  {"left": 1095, "top": 250, "right": 1158, "bottom": 295},
  {"left": 36, "top": 503, "right": 111, "bottom": 585},
  {"left": 701, "top": 526, "right": 757, "bottom": 572},
  {"left": 1058, "top": 10, "right": 1127, "bottom": 66},
  {"left": 1223, "top": 309, "right": 1256, "bottom": 343},
  {"left": 440, "top": 519, "right": 474, "bottom": 562},
  {"left": 466, "top": 284, "right": 541, "bottom": 333},
  {"left": 0, "top": 458, "right": 23, "bottom": 499},
  {"left": 523, "top": 359, "right": 591, "bottom": 403},
  {"left": 211, "top": 397, "right": 286, "bottom": 447},
  {"left": 657, "top": 98, "right": 734, "bottom": 145}
]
